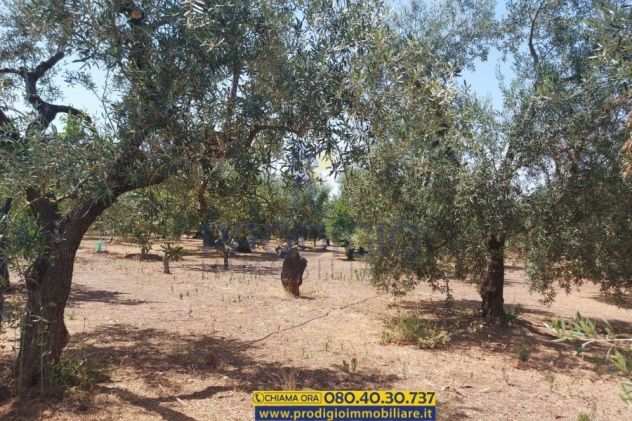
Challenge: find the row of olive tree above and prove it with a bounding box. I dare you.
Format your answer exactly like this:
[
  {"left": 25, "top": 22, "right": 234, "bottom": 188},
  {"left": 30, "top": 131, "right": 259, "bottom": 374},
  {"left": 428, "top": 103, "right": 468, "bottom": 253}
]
[{"left": 96, "top": 164, "right": 332, "bottom": 269}]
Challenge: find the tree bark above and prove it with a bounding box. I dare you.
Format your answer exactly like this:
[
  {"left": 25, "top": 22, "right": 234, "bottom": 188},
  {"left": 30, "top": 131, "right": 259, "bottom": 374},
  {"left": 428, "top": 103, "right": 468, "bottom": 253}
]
[
  {"left": 16, "top": 241, "right": 77, "bottom": 396},
  {"left": 479, "top": 235, "right": 506, "bottom": 323},
  {"left": 0, "top": 250, "right": 8, "bottom": 291},
  {"left": 454, "top": 250, "right": 465, "bottom": 280},
  {"left": 0, "top": 197, "right": 11, "bottom": 300},
  {"left": 199, "top": 222, "right": 215, "bottom": 248},
  {"left": 223, "top": 248, "right": 229, "bottom": 269},
  {"left": 0, "top": 249, "right": 8, "bottom": 328},
  {"left": 281, "top": 249, "right": 307, "bottom": 298},
  {"left": 0, "top": 260, "right": 7, "bottom": 329},
  {"left": 197, "top": 180, "right": 214, "bottom": 247},
  {"left": 163, "top": 255, "right": 171, "bottom": 274},
  {"left": 15, "top": 193, "right": 113, "bottom": 396}
]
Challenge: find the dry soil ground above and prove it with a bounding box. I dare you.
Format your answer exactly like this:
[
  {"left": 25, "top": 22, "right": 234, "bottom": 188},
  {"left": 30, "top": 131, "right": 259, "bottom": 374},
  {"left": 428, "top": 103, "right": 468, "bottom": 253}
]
[{"left": 1, "top": 239, "right": 631, "bottom": 421}]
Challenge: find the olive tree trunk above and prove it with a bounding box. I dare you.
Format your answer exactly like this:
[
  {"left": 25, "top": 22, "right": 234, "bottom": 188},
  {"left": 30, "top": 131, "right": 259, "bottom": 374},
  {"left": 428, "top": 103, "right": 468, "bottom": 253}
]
[
  {"left": 0, "top": 253, "right": 8, "bottom": 328},
  {"left": 16, "top": 242, "right": 76, "bottom": 395},
  {"left": 15, "top": 194, "right": 111, "bottom": 396},
  {"left": 163, "top": 254, "right": 171, "bottom": 274},
  {"left": 0, "top": 198, "right": 11, "bottom": 327},
  {"left": 223, "top": 248, "right": 229, "bottom": 269},
  {"left": 479, "top": 235, "right": 506, "bottom": 323},
  {"left": 0, "top": 255, "right": 8, "bottom": 290},
  {"left": 199, "top": 222, "right": 215, "bottom": 248}
]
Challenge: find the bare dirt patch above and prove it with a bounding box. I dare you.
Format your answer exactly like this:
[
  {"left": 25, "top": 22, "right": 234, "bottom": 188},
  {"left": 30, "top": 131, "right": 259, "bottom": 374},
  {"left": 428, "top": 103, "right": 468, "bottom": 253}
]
[{"left": 1, "top": 239, "right": 630, "bottom": 420}]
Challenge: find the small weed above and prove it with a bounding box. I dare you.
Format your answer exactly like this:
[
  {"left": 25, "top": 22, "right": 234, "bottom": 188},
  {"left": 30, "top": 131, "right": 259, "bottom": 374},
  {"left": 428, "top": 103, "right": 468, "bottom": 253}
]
[
  {"left": 516, "top": 342, "right": 531, "bottom": 363},
  {"left": 341, "top": 357, "right": 358, "bottom": 374},
  {"left": 543, "top": 372, "right": 556, "bottom": 391},
  {"left": 504, "top": 304, "right": 522, "bottom": 323},
  {"left": 161, "top": 243, "right": 185, "bottom": 261},
  {"left": 382, "top": 317, "right": 450, "bottom": 349},
  {"left": 49, "top": 357, "right": 108, "bottom": 390},
  {"left": 576, "top": 413, "right": 591, "bottom": 421}
]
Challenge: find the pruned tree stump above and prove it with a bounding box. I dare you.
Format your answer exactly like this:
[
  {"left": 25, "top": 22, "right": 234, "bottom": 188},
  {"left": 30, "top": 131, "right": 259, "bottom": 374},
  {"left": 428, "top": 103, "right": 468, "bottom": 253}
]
[{"left": 281, "top": 249, "right": 307, "bottom": 298}]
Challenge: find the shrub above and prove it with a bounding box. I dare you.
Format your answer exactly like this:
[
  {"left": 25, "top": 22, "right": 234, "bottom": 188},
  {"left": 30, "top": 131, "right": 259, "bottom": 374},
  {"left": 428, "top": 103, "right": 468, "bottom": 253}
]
[
  {"left": 49, "top": 357, "right": 107, "bottom": 390},
  {"left": 547, "top": 313, "right": 632, "bottom": 404},
  {"left": 161, "top": 243, "right": 185, "bottom": 261},
  {"left": 382, "top": 316, "right": 450, "bottom": 349}
]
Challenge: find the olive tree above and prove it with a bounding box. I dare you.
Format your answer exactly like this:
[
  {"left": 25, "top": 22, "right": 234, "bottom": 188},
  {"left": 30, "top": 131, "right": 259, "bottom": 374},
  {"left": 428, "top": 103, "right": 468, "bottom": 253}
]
[
  {"left": 504, "top": 0, "right": 632, "bottom": 301},
  {"left": 340, "top": 0, "right": 498, "bottom": 301},
  {"left": 348, "top": 0, "right": 632, "bottom": 323}
]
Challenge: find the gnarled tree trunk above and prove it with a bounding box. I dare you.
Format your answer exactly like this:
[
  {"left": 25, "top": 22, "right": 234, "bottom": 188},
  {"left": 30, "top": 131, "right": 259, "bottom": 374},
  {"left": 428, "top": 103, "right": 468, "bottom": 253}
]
[
  {"left": 0, "top": 198, "right": 11, "bottom": 321},
  {"left": 281, "top": 249, "right": 307, "bottom": 297},
  {"left": 223, "top": 248, "right": 229, "bottom": 269},
  {"left": 479, "top": 235, "right": 506, "bottom": 323},
  {"left": 15, "top": 193, "right": 111, "bottom": 396},
  {"left": 0, "top": 266, "right": 7, "bottom": 329},
  {"left": 16, "top": 241, "right": 76, "bottom": 395},
  {"left": 199, "top": 222, "right": 215, "bottom": 248},
  {"left": 197, "top": 180, "right": 215, "bottom": 248}
]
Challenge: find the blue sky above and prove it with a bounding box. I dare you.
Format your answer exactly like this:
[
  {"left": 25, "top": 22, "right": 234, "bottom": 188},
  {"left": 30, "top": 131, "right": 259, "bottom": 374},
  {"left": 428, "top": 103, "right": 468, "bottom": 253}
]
[
  {"left": 461, "top": 47, "right": 512, "bottom": 110},
  {"left": 458, "top": 0, "right": 512, "bottom": 110}
]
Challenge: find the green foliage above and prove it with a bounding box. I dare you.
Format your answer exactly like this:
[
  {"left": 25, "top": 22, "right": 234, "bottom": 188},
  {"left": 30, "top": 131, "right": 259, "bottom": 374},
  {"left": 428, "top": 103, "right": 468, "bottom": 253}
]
[
  {"left": 49, "top": 357, "right": 106, "bottom": 390},
  {"left": 547, "top": 313, "right": 632, "bottom": 404},
  {"left": 382, "top": 316, "right": 450, "bottom": 349},
  {"left": 1, "top": 203, "right": 46, "bottom": 267},
  {"left": 262, "top": 176, "right": 330, "bottom": 242},
  {"left": 337, "top": 0, "right": 498, "bottom": 295},
  {"left": 325, "top": 194, "right": 356, "bottom": 246},
  {"left": 161, "top": 243, "right": 185, "bottom": 262},
  {"left": 516, "top": 342, "right": 531, "bottom": 363},
  {"left": 394, "top": 0, "right": 497, "bottom": 73},
  {"left": 344, "top": 0, "right": 632, "bottom": 317},
  {"left": 504, "top": 304, "right": 523, "bottom": 324},
  {"left": 589, "top": 1, "right": 632, "bottom": 176},
  {"left": 97, "top": 180, "right": 198, "bottom": 255}
]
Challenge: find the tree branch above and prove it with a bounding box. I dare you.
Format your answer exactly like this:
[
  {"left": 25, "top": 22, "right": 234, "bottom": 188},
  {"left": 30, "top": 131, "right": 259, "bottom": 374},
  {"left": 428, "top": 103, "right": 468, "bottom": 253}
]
[
  {"left": 26, "top": 98, "right": 92, "bottom": 137},
  {"left": 247, "top": 123, "right": 306, "bottom": 146},
  {"left": 0, "top": 67, "right": 23, "bottom": 76},
  {"left": 528, "top": 1, "right": 546, "bottom": 77},
  {"left": 12, "top": 50, "right": 91, "bottom": 137},
  {"left": 32, "top": 51, "right": 65, "bottom": 80}
]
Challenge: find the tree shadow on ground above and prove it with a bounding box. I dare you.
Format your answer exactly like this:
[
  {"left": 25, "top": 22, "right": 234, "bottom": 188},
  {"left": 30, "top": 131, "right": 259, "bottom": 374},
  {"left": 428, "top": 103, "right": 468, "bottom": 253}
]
[
  {"left": 2, "top": 324, "right": 398, "bottom": 420},
  {"left": 68, "top": 284, "right": 156, "bottom": 307},
  {"left": 183, "top": 263, "right": 280, "bottom": 276},
  {"left": 233, "top": 252, "right": 283, "bottom": 262},
  {"left": 591, "top": 293, "right": 632, "bottom": 311},
  {"left": 183, "top": 248, "right": 281, "bottom": 262},
  {"left": 123, "top": 253, "right": 163, "bottom": 261},
  {"left": 388, "top": 298, "right": 624, "bottom": 377}
]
